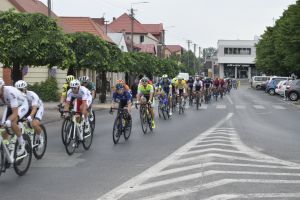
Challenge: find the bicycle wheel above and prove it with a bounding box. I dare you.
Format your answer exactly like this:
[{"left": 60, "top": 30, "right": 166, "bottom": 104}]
[
  {"left": 0, "top": 143, "right": 4, "bottom": 176},
  {"left": 147, "top": 112, "right": 153, "bottom": 132},
  {"left": 112, "top": 116, "right": 121, "bottom": 144},
  {"left": 196, "top": 96, "right": 200, "bottom": 110},
  {"left": 82, "top": 122, "right": 93, "bottom": 150},
  {"left": 161, "top": 105, "right": 167, "bottom": 120},
  {"left": 89, "top": 110, "right": 96, "bottom": 132},
  {"left": 65, "top": 122, "right": 76, "bottom": 155},
  {"left": 33, "top": 124, "right": 47, "bottom": 159},
  {"left": 140, "top": 108, "right": 148, "bottom": 134},
  {"left": 13, "top": 134, "right": 32, "bottom": 176},
  {"left": 61, "top": 117, "right": 70, "bottom": 145},
  {"left": 123, "top": 117, "right": 132, "bottom": 140}
]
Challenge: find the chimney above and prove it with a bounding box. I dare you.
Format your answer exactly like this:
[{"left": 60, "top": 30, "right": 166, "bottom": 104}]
[
  {"left": 92, "top": 17, "right": 105, "bottom": 25},
  {"left": 113, "top": 17, "right": 116, "bottom": 21}
]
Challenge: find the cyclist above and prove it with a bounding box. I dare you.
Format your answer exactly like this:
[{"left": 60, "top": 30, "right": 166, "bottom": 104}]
[
  {"left": 0, "top": 79, "right": 29, "bottom": 156},
  {"left": 157, "top": 74, "right": 172, "bottom": 116},
  {"left": 78, "top": 76, "right": 96, "bottom": 100},
  {"left": 110, "top": 83, "right": 132, "bottom": 120},
  {"left": 187, "top": 76, "right": 194, "bottom": 102},
  {"left": 193, "top": 75, "right": 203, "bottom": 102},
  {"left": 136, "top": 77, "right": 155, "bottom": 128},
  {"left": 64, "top": 79, "right": 93, "bottom": 141},
  {"left": 59, "top": 75, "right": 75, "bottom": 116},
  {"left": 213, "top": 77, "right": 220, "bottom": 95},
  {"left": 175, "top": 76, "right": 187, "bottom": 105},
  {"left": 220, "top": 78, "right": 226, "bottom": 96},
  {"left": 15, "top": 80, "right": 44, "bottom": 147}
]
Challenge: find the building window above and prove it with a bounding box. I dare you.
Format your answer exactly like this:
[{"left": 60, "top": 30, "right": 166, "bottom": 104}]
[
  {"left": 224, "top": 47, "right": 251, "bottom": 55},
  {"left": 140, "top": 35, "right": 144, "bottom": 43},
  {"left": 224, "top": 48, "right": 228, "bottom": 54}
]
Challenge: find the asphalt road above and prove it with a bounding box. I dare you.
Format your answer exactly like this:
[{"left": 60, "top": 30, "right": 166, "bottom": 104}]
[{"left": 1, "top": 85, "right": 300, "bottom": 200}]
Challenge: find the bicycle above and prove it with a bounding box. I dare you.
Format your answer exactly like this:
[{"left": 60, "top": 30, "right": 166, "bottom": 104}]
[
  {"left": 136, "top": 101, "right": 153, "bottom": 134},
  {"left": 213, "top": 87, "right": 219, "bottom": 101},
  {"left": 171, "top": 93, "right": 177, "bottom": 113},
  {"left": 61, "top": 107, "right": 95, "bottom": 146},
  {"left": 177, "top": 94, "right": 186, "bottom": 115},
  {"left": 194, "top": 91, "right": 201, "bottom": 110},
  {"left": 204, "top": 88, "right": 211, "bottom": 104},
  {"left": 63, "top": 111, "right": 94, "bottom": 155},
  {"left": 111, "top": 107, "right": 132, "bottom": 144},
  {"left": 219, "top": 86, "right": 224, "bottom": 99},
  {"left": 157, "top": 94, "right": 170, "bottom": 120},
  {"left": 188, "top": 89, "right": 193, "bottom": 106},
  {"left": 21, "top": 119, "right": 47, "bottom": 159},
  {"left": 0, "top": 126, "right": 32, "bottom": 176}
]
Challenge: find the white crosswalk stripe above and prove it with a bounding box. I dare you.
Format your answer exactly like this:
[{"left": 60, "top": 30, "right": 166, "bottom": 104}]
[
  {"left": 235, "top": 105, "right": 246, "bottom": 109},
  {"left": 253, "top": 105, "right": 266, "bottom": 109},
  {"left": 98, "top": 113, "right": 300, "bottom": 200},
  {"left": 272, "top": 105, "right": 287, "bottom": 109},
  {"left": 216, "top": 105, "right": 226, "bottom": 109}
]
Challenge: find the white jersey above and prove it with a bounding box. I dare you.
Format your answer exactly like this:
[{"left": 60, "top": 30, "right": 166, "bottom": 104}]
[
  {"left": 1, "top": 86, "right": 27, "bottom": 108},
  {"left": 26, "top": 91, "right": 43, "bottom": 108},
  {"left": 66, "top": 86, "right": 92, "bottom": 102},
  {"left": 193, "top": 80, "right": 203, "bottom": 89}
]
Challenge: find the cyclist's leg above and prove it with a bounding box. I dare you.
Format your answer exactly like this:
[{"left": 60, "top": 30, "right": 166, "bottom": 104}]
[{"left": 32, "top": 106, "right": 44, "bottom": 135}]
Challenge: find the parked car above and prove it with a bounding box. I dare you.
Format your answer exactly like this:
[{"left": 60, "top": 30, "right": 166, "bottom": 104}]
[
  {"left": 261, "top": 77, "right": 271, "bottom": 90},
  {"left": 265, "top": 77, "right": 291, "bottom": 95},
  {"left": 275, "top": 80, "right": 291, "bottom": 96},
  {"left": 285, "top": 79, "right": 300, "bottom": 101},
  {"left": 251, "top": 76, "right": 270, "bottom": 90}
]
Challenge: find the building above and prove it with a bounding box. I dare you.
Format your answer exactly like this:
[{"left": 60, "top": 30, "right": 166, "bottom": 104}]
[
  {"left": 165, "top": 45, "right": 184, "bottom": 57},
  {"left": 217, "top": 40, "right": 258, "bottom": 79}
]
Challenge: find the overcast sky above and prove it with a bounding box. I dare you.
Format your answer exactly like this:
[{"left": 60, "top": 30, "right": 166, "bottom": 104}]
[{"left": 41, "top": 0, "right": 296, "bottom": 52}]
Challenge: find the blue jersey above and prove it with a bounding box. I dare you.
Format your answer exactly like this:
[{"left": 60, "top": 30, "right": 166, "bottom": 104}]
[
  {"left": 203, "top": 79, "right": 212, "bottom": 88},
  {"left": 112, "top": 91, "right": 132, "bottom": 104},
  {"left": 159, "top": 80, "right": 172, "bottom": 93}
]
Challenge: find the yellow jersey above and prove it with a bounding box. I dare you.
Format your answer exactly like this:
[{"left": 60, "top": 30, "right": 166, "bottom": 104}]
[{"left": 175, "top": 80, "right": 187, "bottom": 90}]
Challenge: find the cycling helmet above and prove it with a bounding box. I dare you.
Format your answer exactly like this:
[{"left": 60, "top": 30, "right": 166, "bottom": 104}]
[
  {"left": 171, "top": 78, "right": 177, "bottom": 84},
  {"left": 0, "top": 78, "right": 5, "bottom": 88},
  {"left": 116, "top": 79, "right": 125, "bottom": 84},
  {"left": 79, "top": 76, "right": 89, "bottom": 83},
  {"left": 141, "top": 77, "right": 149, "bottom": 83},
  {"left": 66, "top": 75, "right": 75, "bottom": 82},
  {"left": 162, "top": 74, "right": 168, "bottom": 79},
  {"left": 69, "top": 79, "right": 80, "bottom": 88},
  {"left": 15, "top": 80, "right": 28, "bottom": 89},
  {"left": 115, "top": 83, "right": 124, "bottom": 90}
]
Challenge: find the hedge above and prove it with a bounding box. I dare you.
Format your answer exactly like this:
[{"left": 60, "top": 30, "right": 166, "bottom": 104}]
[{"left": 27, "top": 77, "right": 59, "bottom": 102}]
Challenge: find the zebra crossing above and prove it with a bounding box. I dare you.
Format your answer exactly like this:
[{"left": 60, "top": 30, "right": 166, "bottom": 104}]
[
  {"left": 197, "top": 104, "right": 289, "bottom": 110},
  {"left": 98, "top": 113, "right": 300, "bottom": 200}
]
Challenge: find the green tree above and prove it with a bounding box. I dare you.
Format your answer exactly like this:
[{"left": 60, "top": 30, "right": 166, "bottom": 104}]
[{"left": 0, "top": 10, "right": 75, "bottom": 83}]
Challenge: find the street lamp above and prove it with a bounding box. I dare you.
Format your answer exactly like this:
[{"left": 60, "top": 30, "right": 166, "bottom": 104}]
[{"left": 130, "top": 1, "right": 149, "bottom": 52}]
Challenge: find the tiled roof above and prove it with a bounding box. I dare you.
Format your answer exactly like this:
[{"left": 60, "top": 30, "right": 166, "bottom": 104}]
[
  {"left": 108, "top": 13, "right": 148, "bottom": 34},
  {"left": 8, "top": 0, "right": 57, "bottom": 17},
  {"left": 165, "top": 45, "right": 183, "bottom": 53},
  {"left": 57, "top": 17, "right": 113, "bottom": 43},
  {"left": 135, "top": 44, "right": 156, "bottom": 54},
  {"left": 143, "top": 24, "right": 163, "bottom": 35}
]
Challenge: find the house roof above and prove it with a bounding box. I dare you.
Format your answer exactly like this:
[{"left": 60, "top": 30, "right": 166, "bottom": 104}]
[
  {"left": 143, "top": 24, "right": 163, "bottom": 35},
  {"left": 57, "top": 17, "right": 113, "bottom": 43},
  {"left": 8, "top": 0, "right": 57, "bottom": 17},
  {"left": 135, "top": 44, "right": 156, "bottom": 54},
  {"left": 108, "top": 13, "right": 148, "bottom": 34},
  {"left": 165, "top": 45, "right": 183, "bottom": 53}
]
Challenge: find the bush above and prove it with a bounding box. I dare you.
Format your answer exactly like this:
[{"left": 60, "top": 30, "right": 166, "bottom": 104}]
[{"left": 27, "top": 78, "right": 59, "bottom": 102}]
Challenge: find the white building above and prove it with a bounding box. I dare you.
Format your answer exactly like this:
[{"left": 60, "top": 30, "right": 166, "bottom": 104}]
[{"left": 217, "top": 40, "right": 258, "bottom": 79}]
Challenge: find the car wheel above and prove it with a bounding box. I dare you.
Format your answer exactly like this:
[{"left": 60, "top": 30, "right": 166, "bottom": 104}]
[
  {"left": 256, "top": 85, "right": 261, "bottom": 90},
  {"left": 289, "top": 92, "right": 299, "bottom": 101},
  {"left": 268, "top": 88, "right": 275, "bottom": 95}
]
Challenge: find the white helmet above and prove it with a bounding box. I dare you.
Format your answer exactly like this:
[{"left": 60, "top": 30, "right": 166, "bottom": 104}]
[
  {"left": 70, "top": 79, "right": 81, "bottom": 88},
  {"left": 0, "top": 78, "right": 5, "bottom": 88},
  {"left": 79, "top": 76, "right": 89, "bottom": 83},
  {"left": 15, "top": 80, "right": 28, "bottom": 89}
]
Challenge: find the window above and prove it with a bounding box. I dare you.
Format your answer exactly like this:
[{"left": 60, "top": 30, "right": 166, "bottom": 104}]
[
  {"left": 224, "top": 48, "right": 228, "bottom": 54},
  {"left": 233, "top": 48, "right": 238, "bottom": 54},
  {"left": 140, "top": 35, "right": 144, "bottom": 43},
  {"left": 229, "top": 48, "right": 233, "bottom": 54}
]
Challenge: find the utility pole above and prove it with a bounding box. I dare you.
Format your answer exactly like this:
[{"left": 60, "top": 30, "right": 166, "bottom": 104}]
[
  {"left": 187, "top": 40, "right": 192, "bottom": 69},
  {"left": 193, "top": 43, "right": 197, "bottom": 73},
  {"left": 130, "top": 8, "right": 135, "bottom": 52},
  {"left": 47, "top": 0, "right": 52, "bottom": 17},
  {"left": 104, "top": 20, "right": 109, "bottom": 35},
  {"left": 198, "top": 46, "right": 201, "bottom": 59}
]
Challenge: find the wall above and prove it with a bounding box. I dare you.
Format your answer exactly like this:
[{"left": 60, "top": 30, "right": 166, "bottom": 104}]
[{"left": 0, "top": 0, "right": 19, "bottom": 12}]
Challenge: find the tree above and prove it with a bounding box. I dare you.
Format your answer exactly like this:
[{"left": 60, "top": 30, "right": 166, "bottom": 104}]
[{"left": 0, "top": 10, "right": 75, "bottom": 83}]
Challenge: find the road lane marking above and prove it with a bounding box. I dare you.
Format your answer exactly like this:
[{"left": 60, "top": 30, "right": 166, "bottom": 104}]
[
  {"left": 272, "top": 105, "right": 286, "bottom": 110},
  {"left": 97, "top": 113, "right": 234, "bottom": 200},
  {"left": 253, "top": 105, "right": 265, "bottom": 109},
  {"left": 216, "top": 105, "right": 226, "bottom": 109},
  {"left": 200, "top": 104, "right": 208, "bottom": 109},
  {"left": 226, "top": 95, "right": 234, "bottom": 105},
  {"left": 235, "top": 105, "right": 246, "bottom": 109},
  {"left": 136, "top": 179, "right": 300, "bottom": 200},
  {"left": 203, "top": 193, "right": 300, "bottom": 200}
]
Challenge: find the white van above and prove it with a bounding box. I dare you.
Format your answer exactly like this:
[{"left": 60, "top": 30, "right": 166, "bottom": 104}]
[
  {"left": 177, "top": 73, "right": 189, "bottom": 81},
  {"left": 251, "top": 76, "right": 270, "bottom": 89}
]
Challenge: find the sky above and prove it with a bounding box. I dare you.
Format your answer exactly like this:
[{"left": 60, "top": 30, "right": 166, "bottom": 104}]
[{"left": 41, "top": 0, "right": 296, "bottom": 53}]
